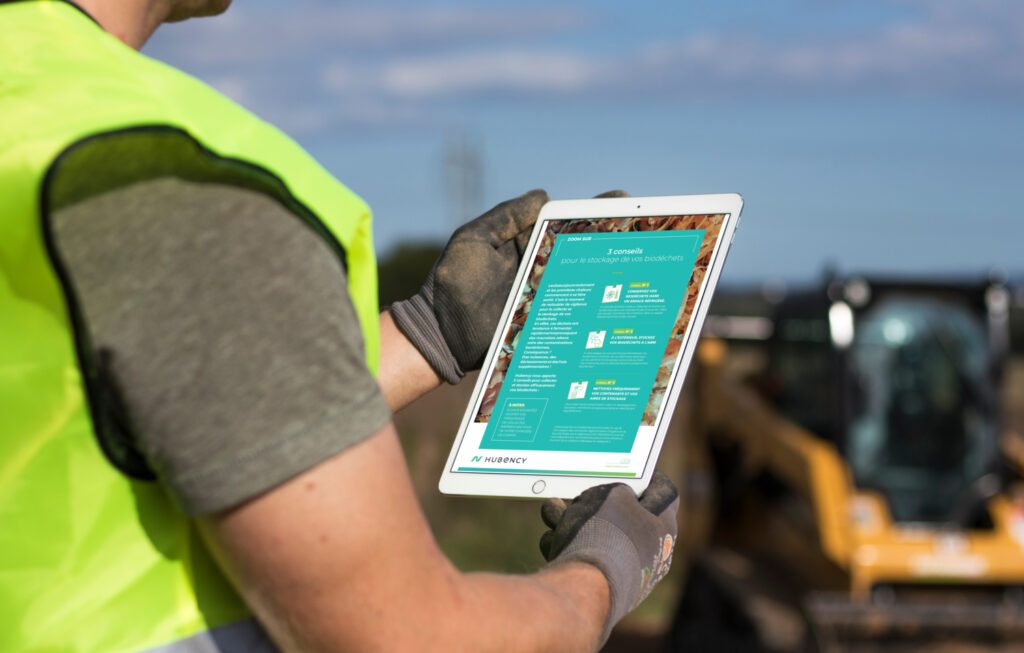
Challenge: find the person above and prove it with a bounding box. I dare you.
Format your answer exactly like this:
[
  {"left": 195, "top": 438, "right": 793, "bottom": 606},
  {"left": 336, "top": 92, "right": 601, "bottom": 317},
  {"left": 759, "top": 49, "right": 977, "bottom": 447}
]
[{"left": 0, "top": 0, "right": 680, "bottom": 651}]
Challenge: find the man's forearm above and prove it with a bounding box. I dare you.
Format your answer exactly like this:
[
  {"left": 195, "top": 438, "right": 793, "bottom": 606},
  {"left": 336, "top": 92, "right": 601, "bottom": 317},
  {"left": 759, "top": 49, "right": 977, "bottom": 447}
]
[
  {"left": 456, "top": 563, "right": 610, "bottom": 653},
  {"left": 202, "top": 426, "right": 611, "bottom": 653},
  {"left": 377, "top": 310, "right": 443, "bottom": 411}
]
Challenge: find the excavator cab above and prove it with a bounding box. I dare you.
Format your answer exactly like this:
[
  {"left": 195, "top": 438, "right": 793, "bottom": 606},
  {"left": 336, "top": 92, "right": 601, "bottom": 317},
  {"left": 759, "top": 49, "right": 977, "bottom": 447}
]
[{"left": 668, "top": 277, "right": 1024, "bottom": 652}]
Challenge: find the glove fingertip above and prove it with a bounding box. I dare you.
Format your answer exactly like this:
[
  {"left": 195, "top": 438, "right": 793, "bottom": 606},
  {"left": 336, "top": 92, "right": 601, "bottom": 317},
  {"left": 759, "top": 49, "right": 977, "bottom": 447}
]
[
  {"left": 541, "top": 498, "right": 567, "bottom": 529},
  {"left": 639, "top": 471, "right": 679, "bottom": 515}
]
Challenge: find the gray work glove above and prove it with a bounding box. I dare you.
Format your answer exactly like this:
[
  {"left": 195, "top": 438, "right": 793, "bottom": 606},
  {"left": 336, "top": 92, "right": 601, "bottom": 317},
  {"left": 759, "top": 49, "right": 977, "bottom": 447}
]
[
  {"left": 391, "top": 189, "right": 628, "bottom": 384},
  {"left": 540, "top": 472, "right": 679, "bottom": 647}
]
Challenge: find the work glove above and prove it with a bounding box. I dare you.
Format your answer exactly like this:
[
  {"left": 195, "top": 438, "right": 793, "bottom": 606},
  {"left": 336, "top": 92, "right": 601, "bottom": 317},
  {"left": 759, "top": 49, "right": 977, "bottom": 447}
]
[
  {"left": 540, "top": 472, "right": 679, "bottom": 647},
  {"left": 391, "top": 189, "right": 628, "bottom": 384}
]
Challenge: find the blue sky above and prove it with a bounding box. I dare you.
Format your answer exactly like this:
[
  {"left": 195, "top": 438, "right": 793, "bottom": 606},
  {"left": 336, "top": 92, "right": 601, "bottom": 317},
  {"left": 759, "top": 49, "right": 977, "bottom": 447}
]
[{"left": 145, "top": 0, "right": 1024, "bottom": 283}]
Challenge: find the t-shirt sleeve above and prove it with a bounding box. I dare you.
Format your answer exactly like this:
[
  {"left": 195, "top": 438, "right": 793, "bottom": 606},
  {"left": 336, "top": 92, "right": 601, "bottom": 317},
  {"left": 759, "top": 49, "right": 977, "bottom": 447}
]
[{"left": 51, "top": 177, "right": 392, "bottom": 516}]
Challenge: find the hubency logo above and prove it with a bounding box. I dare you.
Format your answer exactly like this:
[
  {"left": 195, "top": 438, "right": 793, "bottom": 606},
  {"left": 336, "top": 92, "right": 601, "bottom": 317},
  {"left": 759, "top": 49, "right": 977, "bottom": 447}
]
[
  {"left": 479, "top": 456, "right": 528, "bottom": 464},
  {"left": 469, "top": 455, "right": 528, "bottom": 464}
]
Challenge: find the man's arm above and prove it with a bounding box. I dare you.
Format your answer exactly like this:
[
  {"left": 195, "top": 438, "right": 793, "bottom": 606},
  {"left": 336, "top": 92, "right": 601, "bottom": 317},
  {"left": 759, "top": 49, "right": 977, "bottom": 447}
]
[
  {"left": 52, "top": 171, "right": 664, "bottom": 650},
  {"left": 199, "top": 424, "right": 609, "bottom": 653}
]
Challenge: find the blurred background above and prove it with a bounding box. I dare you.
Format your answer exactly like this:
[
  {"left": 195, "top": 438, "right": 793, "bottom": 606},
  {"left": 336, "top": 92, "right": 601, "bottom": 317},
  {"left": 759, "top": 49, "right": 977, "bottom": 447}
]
[{"left": 148, "top": 1, "right": 1024, "bottom": 651}]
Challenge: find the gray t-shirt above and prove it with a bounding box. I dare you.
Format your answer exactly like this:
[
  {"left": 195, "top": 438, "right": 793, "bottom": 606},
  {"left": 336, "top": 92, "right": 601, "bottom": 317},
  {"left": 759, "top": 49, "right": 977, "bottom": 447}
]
[{"left": 52, "top": 177, "right": 392, "bottom": 516}]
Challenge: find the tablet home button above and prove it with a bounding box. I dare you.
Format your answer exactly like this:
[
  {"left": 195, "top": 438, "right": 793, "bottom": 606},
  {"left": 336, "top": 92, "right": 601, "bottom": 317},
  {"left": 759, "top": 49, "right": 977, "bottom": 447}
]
[{"left": 531, "top": 480, "right": 546, "bottom": 494}]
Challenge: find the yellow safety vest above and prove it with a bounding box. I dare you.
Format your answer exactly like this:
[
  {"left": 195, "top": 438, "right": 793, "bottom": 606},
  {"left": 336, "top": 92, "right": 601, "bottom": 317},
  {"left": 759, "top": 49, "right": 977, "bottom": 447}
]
[{"left": 0, "top": 1, "right": 380, "bottom": 650}]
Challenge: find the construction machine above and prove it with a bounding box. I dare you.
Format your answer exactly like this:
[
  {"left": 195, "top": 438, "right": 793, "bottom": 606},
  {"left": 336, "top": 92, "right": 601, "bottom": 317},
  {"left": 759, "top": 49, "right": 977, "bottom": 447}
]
[{"left": 667, "top": 277, "right": 1024, "bottom": 652}]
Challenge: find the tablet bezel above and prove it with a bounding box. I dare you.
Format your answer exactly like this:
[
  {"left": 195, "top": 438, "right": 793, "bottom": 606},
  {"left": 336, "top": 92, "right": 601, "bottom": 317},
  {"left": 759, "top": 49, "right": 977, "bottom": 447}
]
[{"left": 438, "top": 193, "right": 743, "bottom": 499}]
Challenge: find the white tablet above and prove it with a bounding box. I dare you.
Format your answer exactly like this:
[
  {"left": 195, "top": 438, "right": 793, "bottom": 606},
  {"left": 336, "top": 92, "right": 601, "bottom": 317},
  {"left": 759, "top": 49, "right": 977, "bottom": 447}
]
[{"left": 439, "top": 193, "right": 743, "bottom": 499}]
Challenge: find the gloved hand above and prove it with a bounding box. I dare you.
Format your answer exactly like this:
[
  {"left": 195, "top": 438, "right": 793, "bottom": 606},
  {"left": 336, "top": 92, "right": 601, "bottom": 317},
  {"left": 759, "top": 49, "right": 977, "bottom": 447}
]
[
  {"left": 391, "top": 189, "right": 628, "bottom": 384},
  {"left": 540, "top": 472, "right": 679, "bottom": 647}
]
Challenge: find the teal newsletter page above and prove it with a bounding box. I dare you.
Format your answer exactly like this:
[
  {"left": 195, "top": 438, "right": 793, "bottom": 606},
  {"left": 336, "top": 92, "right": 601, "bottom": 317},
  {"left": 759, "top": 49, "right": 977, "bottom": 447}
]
[{"left": 479, "top": 230, "right": 704, "bottom": 454}]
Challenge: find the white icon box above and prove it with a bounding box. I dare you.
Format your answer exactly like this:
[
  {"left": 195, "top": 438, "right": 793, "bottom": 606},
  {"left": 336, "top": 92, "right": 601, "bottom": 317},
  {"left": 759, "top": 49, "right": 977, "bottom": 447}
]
[
  {"left": 586, "top": 330, "right": 607, "bottom": 349},
  {"left": 567, "top": 381, "right": 589, "bottom": 400},
  {"left": 602, "top": 284, "right": 623, "bottom": 303}
]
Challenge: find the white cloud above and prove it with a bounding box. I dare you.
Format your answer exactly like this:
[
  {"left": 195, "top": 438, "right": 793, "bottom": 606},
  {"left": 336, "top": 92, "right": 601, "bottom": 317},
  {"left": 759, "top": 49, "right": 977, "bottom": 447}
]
[
  {"left": 378, "top": 50, "right": 603, "bottom": 97},
  {"left": 148, "top": 5, "right": 590, "bottom": 65},
  {"left": 146, "top": 0, "right": 1024, "bottom": 136},
  {"left": 315, "top": 0, "right": 1023, "bottom": 105},
  {"left": 642, "top": 0, "right": 1024, "bottom": 96}
]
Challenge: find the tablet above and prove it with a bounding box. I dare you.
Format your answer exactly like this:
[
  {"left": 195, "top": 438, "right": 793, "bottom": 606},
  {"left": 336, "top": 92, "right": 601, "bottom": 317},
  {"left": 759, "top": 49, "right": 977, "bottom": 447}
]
[{"left": 439, "top": 193, "right": 743, "bottom": 499}]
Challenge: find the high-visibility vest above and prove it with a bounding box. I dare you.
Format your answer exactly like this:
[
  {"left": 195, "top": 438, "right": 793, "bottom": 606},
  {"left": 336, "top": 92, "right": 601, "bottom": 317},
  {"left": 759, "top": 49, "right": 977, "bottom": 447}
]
[{"left": 0, "top": 2, "right": 380, "bottom": 651}]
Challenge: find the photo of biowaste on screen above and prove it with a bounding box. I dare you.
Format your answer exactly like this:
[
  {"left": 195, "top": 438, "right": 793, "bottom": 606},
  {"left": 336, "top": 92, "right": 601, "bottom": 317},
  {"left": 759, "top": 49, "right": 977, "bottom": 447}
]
[{"left": 451, "top": 213, "right": 727, "bottom": 479}]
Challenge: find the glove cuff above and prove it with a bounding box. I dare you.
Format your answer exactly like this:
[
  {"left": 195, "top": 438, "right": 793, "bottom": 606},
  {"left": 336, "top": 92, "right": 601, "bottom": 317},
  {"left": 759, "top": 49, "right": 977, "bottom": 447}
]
[
  {"left": 548, "top": 518, "right": 642, "bottom": 647},
  {"left": 390, "top": 293, "right": 465, "bottom": 385}
]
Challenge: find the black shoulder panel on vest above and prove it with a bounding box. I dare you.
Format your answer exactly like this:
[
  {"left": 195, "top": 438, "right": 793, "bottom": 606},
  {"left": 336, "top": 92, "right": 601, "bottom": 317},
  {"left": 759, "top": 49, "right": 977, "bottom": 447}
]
[{"left": 40, "top": 125, "right": 350, "bottom": 481}]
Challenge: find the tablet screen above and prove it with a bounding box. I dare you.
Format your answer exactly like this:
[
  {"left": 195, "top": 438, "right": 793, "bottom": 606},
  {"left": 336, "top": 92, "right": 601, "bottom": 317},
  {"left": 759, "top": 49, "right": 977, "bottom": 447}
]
[{"left": 451, "top": 213, "right": 728, "bottom": 479}]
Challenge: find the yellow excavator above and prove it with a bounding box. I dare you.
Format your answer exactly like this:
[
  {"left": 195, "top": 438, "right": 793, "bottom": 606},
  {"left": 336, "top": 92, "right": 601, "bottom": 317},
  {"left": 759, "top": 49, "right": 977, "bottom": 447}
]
[{"left": 667, "top": 276, "right": 1024, "bottom": 652}]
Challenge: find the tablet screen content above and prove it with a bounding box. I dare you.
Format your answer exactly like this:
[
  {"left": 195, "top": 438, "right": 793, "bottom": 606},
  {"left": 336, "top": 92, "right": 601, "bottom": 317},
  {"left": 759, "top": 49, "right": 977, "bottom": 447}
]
[{"left": 451, "top": 213, "right": 727, "bottom": 479}]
